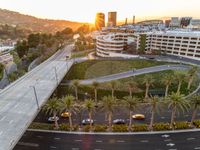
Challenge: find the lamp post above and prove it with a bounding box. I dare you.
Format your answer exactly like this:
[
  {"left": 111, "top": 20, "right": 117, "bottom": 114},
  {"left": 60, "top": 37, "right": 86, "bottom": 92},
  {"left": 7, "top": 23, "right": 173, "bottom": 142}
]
[
  {"left": 30, "top": 85, "right": 39, "bottom": 110},
  {"left": 53, "top": 67, "right": 59, "bottom": 86}
]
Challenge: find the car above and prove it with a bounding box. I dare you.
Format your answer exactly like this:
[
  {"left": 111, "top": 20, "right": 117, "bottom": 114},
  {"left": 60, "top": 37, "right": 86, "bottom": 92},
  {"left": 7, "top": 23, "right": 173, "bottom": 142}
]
[
  {"left": 66, "top": 55, "right": 70, "bottom": 59},
  {"left": 61, "top": 112, "right": 71, "bottom": 118},
  {"left": 82, "top": 119, "right": 94, "bottom": 125},
  {"left": 113, "top": 119, "right": 126, "bottom": 125},
  {"left": 48, "top": 116, "right": 59, "bottom": 122},
  {"left": 132, "top": 114, "right": 145, "bottom": 120}
]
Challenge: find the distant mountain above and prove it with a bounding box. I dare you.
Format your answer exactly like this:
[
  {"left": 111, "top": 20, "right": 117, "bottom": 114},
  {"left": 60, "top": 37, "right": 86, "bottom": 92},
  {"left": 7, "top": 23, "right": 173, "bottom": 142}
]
[{"left": 0, "top": 8, "right": 89, "bottom": 33}]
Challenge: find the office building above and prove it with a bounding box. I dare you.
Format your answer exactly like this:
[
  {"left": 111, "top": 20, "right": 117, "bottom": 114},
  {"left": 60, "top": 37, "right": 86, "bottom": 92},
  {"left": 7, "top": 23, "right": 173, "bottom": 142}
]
[
  {"left": 107, "top": 12, "right": 117, "bottom": 27},
  {"left": 95, "top": 12, "right": 105, "bottom": 30}
]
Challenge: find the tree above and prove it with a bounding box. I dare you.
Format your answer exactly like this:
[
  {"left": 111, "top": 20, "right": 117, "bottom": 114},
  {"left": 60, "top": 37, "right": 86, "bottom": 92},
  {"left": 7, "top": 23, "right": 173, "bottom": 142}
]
[
  {"left": 174, "top": 71, "right": 186, "bottom": 94},
  {"left": 101, "top": 96, "right": 117, "bottom": 131},
  {"left": 167, "top": 92, "right": 189, "bottom": 129},
  {"left": 83, "top": 99, "right": 96, "bottom": 131},
  {"left": 43, "top": 98, "right": 61, "bottom": 129},
  {"left": 60, "top": 95, "right": 76, "bottom": 131},
  {"left": 187, "top": 66, "right": 198, "bottom": 90},
  {"left": 127, "top": 81, "right": 137, "bottom": 97},
  {"left": 15, "top": 40, "right": 29, "bottom": 58},
  {"left": 143, "top": 75, "right": 154, "bottom": 98},
  {"left": 123, "top": 96, "right": 140, "bottom": 131},
  {"left": 162, "top": 74, "right": 173, "bottom": 97},
  {"left": 148, "top": 96, "right": 161, "bottom": 130},
  {"left": 109, "top": 80, "right": 118, "bottom": 98},
  {"left": 92, "top": 81, "right": 99, "bottom": 104},
  {"left": 71, "top": 80, "right": 80, "bottom": 100},
  {"left": 190, "top": 94, "right": 200, "bottom": 126},
  {"left": 28, "top": 33, "right": 41, "bottom": 48}
]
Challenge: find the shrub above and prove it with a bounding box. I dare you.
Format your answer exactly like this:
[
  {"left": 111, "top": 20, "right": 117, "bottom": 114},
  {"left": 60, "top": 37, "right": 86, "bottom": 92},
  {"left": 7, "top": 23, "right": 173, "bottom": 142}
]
[
  {"left": 29, "top": 122, "right": 54, "bottom": 130},
  {"left": 59, "top": 124, "right": 71, "bottom": 131},
  {"left": 112, "top": 125, "right": 128, "bottom": 132},
  {"left": 153, "top": 123, "right": 171, "bottom": 131},
  {"left": 132, "top": 124, "right": 148, "bottom": 132},
  {"left": 174, "top": 121, "right": 191, "bottom": 129},
  {"left": 193, "top": 120, "right": 200, "bottom": 128},
  {"left": 93, "top": 125, "right": 107, "bottom": 132},
  {"left": 82, "top": 125, "right": 91, "bottom": 132}
]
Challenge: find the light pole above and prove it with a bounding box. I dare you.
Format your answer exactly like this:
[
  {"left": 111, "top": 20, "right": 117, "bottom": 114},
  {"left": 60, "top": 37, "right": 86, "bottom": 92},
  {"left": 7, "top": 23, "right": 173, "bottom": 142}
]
[
  {"left": 53, "top": 67, "right": 59, "bottom": 86},
  {"left": 30, "top": 85, "right": 39, "bottom": 110}
]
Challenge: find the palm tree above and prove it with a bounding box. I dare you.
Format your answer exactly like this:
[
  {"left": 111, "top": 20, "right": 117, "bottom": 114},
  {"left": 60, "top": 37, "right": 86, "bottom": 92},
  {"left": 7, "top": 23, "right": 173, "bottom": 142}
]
[
  {"left": 43, "top": 98, "right": 61, "bottom": 129},
  {"left": 123, "top": 96, "right": 140, "bottom": 131},
  {"left": 71, "top": 80, "right": 80, "bottom": 100},
  {"left": 174, "top": 71, "right": 186, "bottom": 94},
  {"left": 83, "top": 99, "right": 96, "bottom": 131},
  {"left": 162, "top": 74, "right": 173, "bottom": 97},
  {"left": 148, "top": 96, "right": 161, "bottom": 130},
  {"left": 187, "top": 66, "right": 198, "bottom": 90},
  {"left": 190, "top": 94, "right": 200, "bottom": 127},
  {"left": 60, "top": 95, "right": 76, "bottom": 131},
  {"left": 143, "top": 75, "right": 154, "bottom": 98},
  {"left": 127, "top": 81, "right": 137, "bottom": 97},
  {"left": 92, "top": 81, "right": 99, "bottom": 104},
  {"left": 101, "top": 96, "right": 117, "bottom": 132},
  {"left": 167, "top": 92, "right": 190, "bottom": 129},
  {"left": 109, "top": 80, "right": 118, "bottom": 98}
]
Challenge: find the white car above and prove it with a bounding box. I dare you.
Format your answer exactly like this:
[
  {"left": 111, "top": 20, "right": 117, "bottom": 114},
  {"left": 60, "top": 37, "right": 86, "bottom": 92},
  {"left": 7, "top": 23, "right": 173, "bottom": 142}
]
[
  {"left": 82, "top": 119, "right": 94, "bottom": 125},
  {"left": 48, "top": 116, "right": 59, "bottom": 122}
]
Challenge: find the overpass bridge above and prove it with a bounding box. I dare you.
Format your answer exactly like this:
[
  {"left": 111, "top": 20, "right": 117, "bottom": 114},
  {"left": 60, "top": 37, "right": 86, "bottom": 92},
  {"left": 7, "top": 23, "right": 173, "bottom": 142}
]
[{"left": 0, "top": 45, "right": 84, "bottom": 150}]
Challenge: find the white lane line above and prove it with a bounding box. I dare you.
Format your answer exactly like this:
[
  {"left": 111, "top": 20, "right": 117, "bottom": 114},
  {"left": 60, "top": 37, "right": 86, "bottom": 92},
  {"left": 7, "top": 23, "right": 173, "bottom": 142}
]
[
  {"left": 187, "top": 137, "right": 196, "bottom": 140},
  {"left": 140, "top": 140, "right": 149, "bottom": 143},
  {"left": 166, "top": 143, "right": 175, "bottom": 147},
  {"left": 18, "top": 142, "right": 39, "bottom": 147},
  {"left": 162, "top": 134, "right": 170, "bottom": 138},
  {"left": 72, "top": 148, "right": 79, "bottom": 150},
  {"left": 74, "top": 140, "right": 82, "bottom": 142},
  {"left": 50, "top": 146, "right": 57, "bottom": 149},
  {"left": 96, "top": 140, "right": 102, "bottom": 143},
  {"left": 168, "top": 149, "right": 177, "bottom": 150},
  {"left": 0, "top": 131, "right": 3, "bottom": 135},
  {"left": 164, "top": 139, "right": 172, "bottom": 142},
  {"left": 37, "top": 135, "right": 43, "bottom": 138},
  {"left": 194, "top": 147, "right": 200, "bottom": 149},
  {"left": 54, "top": 137, "right": 60, "bottom": 140},
  {"left": 94, "top": 149, "right": 103, "bottom": 150},
  {"left": 117, "top": 140, "right": 125, "bottom": 143}
]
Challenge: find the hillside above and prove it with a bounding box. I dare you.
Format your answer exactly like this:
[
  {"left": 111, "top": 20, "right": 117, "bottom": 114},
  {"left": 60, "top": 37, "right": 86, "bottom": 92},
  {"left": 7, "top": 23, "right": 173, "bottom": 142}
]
[{"left": 0, "top": 8, "right": 88, "bottom": 33}]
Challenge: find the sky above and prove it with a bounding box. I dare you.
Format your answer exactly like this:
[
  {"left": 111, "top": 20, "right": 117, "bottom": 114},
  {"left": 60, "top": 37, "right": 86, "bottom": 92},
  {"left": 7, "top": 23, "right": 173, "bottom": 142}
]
[{"left": 0, "top": 0, "right": 199, "bottom": 23}]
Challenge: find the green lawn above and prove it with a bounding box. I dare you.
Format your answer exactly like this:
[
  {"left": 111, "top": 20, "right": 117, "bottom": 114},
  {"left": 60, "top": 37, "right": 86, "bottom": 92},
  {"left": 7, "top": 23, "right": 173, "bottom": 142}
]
[{"left": 65, "top": 59, "right": 175, "bottom": 80}]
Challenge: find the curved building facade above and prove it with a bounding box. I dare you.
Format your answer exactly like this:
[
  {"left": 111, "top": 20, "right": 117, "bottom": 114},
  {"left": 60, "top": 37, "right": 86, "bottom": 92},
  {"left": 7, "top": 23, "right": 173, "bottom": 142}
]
[{"left": 96, "top": 33, "right": 128, "bottom": 57}]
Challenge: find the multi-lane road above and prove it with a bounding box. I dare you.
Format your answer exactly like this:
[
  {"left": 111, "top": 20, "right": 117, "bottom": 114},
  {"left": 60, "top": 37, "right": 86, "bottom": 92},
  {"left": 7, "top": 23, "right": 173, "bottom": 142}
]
[
  {"left": 0, "top": 45, "right": 75, "bottom": 150},
  {"left": 14, "top": 130, "right": 200, "bottom": 150}
]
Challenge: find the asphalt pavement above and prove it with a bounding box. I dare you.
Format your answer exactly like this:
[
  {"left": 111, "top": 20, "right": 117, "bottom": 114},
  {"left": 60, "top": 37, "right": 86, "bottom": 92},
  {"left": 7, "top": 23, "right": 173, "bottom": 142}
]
[{"left": 14, "top": 130, "right": 200, "bottom": 150}]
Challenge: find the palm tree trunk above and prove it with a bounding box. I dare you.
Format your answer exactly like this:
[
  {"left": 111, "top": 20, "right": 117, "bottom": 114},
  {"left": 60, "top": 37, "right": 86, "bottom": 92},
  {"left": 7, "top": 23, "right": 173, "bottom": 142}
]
[
  {"left": 108, "top": 112, "right": 112, "bottom": 132},
  {"left": 165, "top": 85, "right": 169, "bottom": 97},
  {"left": 149, "top": 109, "right": 154, "bottom": 131},
  {"left": 94, "top": 89, "right": 97, "bottom": 103},
  {"left": 170, "top": 106, "right": 176, "bottom": 129},
  {"left": 129, "top": 89, "right": 132, "bottom": 97},
  {"left": 89, "top": 112, "right": 92, "bottom": 131},
  {"left": 69, "top": 114, "right": 73, "bottom": 131},
  {"left": 190, "top": 107, "right": 197, "bottom": 127},
  {"left": 145, "top": 85, "right": 149, "bottom": 98},
  {"left": 129, "top": 111, "right": 132, "bottom": 131},
  {"left": 187, "top": 77, "right": 194, "bottom": 90},
  {"left": 53, "top": 111, "right": 59, "bottom": 129},
  {"left": 112, "top": 89, "right": 114, "bottom": 98},
  {"left": 177, "top": 82, "right": 182, "bottom": 94},
  {"left": 75, "top": 87, "right": 78, "bottom": 100}
]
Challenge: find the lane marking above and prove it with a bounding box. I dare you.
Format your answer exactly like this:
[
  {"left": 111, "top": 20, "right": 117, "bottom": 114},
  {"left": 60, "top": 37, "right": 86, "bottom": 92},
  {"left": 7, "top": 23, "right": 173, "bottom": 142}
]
[
  {"left": 194, "top": 147, "right": 200, "bottom": 149},
  {"left": 50, "top": 146, "right": 57, "bottom": 149},
  {"left": 96, "top": 140, "right": 102, "bottom": 143},
  {"left": 162, "top": 134, "right": 170, "bottom": 138},
  {"left": 54, "top": 137, "right": 61, "bottom": 140},
  {"left": 140, "top": 140, "right": 149, "bottom": 143},
  {"left": 164, "top": 139, "right": 172, "bottom": 142},
  {"left": 117, "top": 140, "right": 125, "bottom": 143},
  {"left": 72, "top": 148, "right": 80, "bottom": 150},
  {"left": 187, "top": 137, "right": 195, "bottom": 140},
  {"left": 166, "top": 143, "right": 175, "bottom": 147},
  {"left": 18, "top": 142, "right": 39, "bottom": 147},
  {"left": 74, "top": 140, "right": 82, "bottom": 142}
]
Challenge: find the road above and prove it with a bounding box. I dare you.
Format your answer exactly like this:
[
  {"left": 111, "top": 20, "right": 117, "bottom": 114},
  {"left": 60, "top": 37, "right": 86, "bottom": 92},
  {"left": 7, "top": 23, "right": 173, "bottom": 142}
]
[
  {"left": 63, "top": 65, "right": 190, "bottom": 85},
  {"left": 0, "top": 44, "right": 75, "bottom": 150},
  {"left": 14, "top": 130, "right": 200, "bottom": 150}
]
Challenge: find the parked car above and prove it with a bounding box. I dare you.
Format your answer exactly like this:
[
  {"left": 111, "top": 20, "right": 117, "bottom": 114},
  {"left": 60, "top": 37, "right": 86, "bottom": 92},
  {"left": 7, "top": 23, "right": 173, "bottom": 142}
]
[
  {"left": 82, "top": 119, "right": 94, "bottom": 125},
  {"left": 132, "top": 114, "right": 145, "bottom": 120},
  {"left": 48, "top": 116, "right": 59, "bottom": 122},
  {"left": 113, "top": 119, "right": 126, "bottom": 125},
  {"left": 61, "top": 112, "right": 71, "bottom": 118}
]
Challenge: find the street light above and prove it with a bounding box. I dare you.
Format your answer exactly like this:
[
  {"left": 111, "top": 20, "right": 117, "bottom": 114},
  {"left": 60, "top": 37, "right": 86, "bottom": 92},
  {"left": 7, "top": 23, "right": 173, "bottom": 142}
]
[
  {"left": 53, "top": 66, "right": 59, "bottom": 85},
  {"left": 30, "top": 85, "right": 39, "bottom": 110}
]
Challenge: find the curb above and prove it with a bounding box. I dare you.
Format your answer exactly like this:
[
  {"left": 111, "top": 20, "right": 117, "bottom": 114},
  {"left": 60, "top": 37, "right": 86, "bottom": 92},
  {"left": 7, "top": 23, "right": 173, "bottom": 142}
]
[{"left": 27, "top": 128, "right": 200, "bottom": 135}]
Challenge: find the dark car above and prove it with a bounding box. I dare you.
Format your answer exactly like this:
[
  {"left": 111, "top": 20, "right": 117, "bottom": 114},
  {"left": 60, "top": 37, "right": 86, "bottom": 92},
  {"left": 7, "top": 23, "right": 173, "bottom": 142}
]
[{"left": 113, "top": 119, "right": 126, "bottom": 125}]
